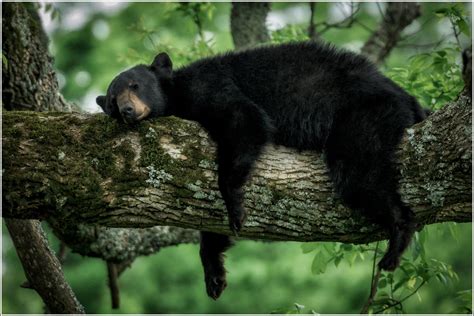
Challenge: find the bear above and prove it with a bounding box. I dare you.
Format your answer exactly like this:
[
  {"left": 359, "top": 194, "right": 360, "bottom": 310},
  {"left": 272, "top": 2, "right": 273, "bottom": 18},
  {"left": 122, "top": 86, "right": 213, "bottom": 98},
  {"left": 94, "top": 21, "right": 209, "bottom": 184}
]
[{"left": 96, "top": 41, "right": 428, "bottom": 300}]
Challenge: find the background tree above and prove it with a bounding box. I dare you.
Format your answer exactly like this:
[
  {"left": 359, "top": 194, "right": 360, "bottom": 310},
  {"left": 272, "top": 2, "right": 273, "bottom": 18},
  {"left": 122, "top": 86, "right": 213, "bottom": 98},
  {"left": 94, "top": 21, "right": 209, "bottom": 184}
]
[{"left": 3, "top": 2, "right": 472, "bottom": 314}]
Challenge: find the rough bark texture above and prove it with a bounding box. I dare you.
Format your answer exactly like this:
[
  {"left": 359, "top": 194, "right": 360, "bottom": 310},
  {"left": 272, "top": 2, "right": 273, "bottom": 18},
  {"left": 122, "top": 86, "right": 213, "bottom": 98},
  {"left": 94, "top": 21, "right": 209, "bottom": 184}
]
[
  {"left": 47, "top": 219, "right": 199, "bottom": 262},
  {"left": 361, "top": 3, "right": 421, "bottom": 65},
  {"left": 2, "top": 3, "right": 71, "bottom": 112},
  {"left": 5, "top": 219, "right": 85, "bottom": 314},
  {"left": 230, "top": 2, "right": 270, "bottom": 49},
  {"left": 2, "top": 2, "right": 199, "bottom": 264},
  {"left": 2, "top": 4, "right": 85, "bottom": 313},
  {"left": 3, "top": 91, "right": 471, "bottom": 243}
]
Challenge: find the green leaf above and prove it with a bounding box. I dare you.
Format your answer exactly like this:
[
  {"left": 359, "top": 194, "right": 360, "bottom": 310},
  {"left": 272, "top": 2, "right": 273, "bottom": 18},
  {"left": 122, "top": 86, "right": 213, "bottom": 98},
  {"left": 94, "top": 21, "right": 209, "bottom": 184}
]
[
  {"left": 311, "top": 250, "right": 329, "bottom": 275},
  {"left": 378, "top": 278, "right": 387, "bottom": 289},
  {"left": 340, "top": 243, "right": 353, "bottom": 251},
  {"left": 457, "top": 19, "right": 470, "bottom": 36},
  {"left": 434, "top": 8, "right": 450, "bottom": 17},
  {"left": 333, "top": 254, "right": 344, "bottom": 267},
  {"left": 2, "top": 52, "right": 7, "bottom": 70},
  {"left": 407, "top": 277, "right": 417, "bottom": 289},
  {"left": 301, "top": 242, "right": 319, "bottom": 254},
  {"left": 294, "top": 303, "right": 305, "bottom": 312}
]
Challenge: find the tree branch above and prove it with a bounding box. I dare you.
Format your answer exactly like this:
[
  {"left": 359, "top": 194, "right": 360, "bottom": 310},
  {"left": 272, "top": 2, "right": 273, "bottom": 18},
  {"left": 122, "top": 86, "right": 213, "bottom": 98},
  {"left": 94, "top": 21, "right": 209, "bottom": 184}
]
[
  {"left": 3, "top": 92, "right": 471, "bottom": 243},
  {"left": 361, "top": 3, "right": 421, "bottom": 65},
  {"left": 47, "top": 219, "right": 199, "bottom": 261},
  {"left": 5, "top": 219, "right": 85, "bottom": 313},
  {"left": 230, "top": 2, "right": 270, "bottom": 50}
]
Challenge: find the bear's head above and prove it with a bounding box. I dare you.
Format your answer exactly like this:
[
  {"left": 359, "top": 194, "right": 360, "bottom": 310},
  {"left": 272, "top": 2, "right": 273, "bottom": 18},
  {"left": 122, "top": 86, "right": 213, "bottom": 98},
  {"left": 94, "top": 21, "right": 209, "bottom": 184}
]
[{"left": 96, "top": 52, "right": 173, "bottom": 124}]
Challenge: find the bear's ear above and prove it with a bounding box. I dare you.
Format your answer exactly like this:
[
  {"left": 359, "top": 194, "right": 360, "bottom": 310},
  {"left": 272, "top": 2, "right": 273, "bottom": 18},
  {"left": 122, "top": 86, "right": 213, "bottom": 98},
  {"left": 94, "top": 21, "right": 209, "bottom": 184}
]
[
  {"left": 96, "top": 95, "right": 107, "bottom": 111},
  {"left": 151, "top": 52, "right": 173, "bottom": 78}
]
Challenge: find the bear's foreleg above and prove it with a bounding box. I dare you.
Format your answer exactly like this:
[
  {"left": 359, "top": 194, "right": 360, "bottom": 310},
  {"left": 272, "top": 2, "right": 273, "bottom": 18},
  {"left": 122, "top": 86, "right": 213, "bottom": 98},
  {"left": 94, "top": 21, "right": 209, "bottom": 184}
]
[
  {"left": 199, "top": 92, "right": 273, "bottom": 299},
  {"left": 199, "top": 231, "right": 234, "bottom": 299}
]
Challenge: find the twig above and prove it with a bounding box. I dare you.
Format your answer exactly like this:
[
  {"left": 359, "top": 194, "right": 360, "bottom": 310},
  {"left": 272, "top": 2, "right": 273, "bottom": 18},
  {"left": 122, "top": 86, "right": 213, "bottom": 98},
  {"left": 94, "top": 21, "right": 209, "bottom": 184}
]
[
  {"left": 57, "top": 241, "right": 68, "bottom": 264},
  {"left": 354, "top": 20, "right": 374, "bottom": 33},
  {"left": 316, "top": 2, "right": 361, "bottom": 35},
  {"left": 376, "top": 2, "right": 386, "bottom": 22},
  {"left": 374, "top": 281, "right": 427, "bottom": 314},
  {"left": 397, "top": 36, "right": 448, "bottom": 49},
  {"left": 308, "top": 2, "right": 317, "bottom": 40},
  {"left": 450, "top": 17, "right": 462, "bottom": 47},
  {"left": 360, "top": 241, "right": 381, "bottom": 314},
  {"left": 107, "top": 261, "right": 120, "bottom": 309}
]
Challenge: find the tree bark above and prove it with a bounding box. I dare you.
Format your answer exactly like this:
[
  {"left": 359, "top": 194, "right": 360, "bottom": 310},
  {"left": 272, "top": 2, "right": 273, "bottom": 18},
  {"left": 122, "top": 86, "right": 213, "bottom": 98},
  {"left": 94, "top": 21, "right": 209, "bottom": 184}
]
[
  {"left": 2, "top": 4, "right": 86, "bottom": 313},
  {"left": 3, "top": 91, "right": 471, "bottom": 243},
  {"left": 361, "top": 3, "right": 421, "bottom": 65},
  {"left": 2, "top": 2, "right": 199, "bottom": 265},
  {"left": 47, "top": 219, "right": 199, "bottom": 262},
  {"left": 2, "top": 3, "right": 72, "bottom": 112},
  {"left": 5, "top": 219, "right": 85, "bottom": 313},
  {"left": 230, "top": 2, "right": 270, "bottom": 49}
]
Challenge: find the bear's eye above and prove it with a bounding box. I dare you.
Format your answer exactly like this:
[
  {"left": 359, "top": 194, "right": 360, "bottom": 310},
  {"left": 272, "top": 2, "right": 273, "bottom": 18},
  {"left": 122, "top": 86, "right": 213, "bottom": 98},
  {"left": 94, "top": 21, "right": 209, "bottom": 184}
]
[{"left": 129, "top": 83, "right": 139, "bottom": 90}]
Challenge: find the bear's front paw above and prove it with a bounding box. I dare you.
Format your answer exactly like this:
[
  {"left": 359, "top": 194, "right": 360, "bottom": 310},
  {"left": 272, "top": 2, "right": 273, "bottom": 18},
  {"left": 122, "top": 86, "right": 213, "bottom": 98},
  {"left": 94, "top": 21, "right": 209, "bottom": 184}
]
[
  {"left": 228, "top": 207, "right": 247, "bottom": 235},
  {"left": 205, "top": 274, "right": 227, "bottom": 300}
]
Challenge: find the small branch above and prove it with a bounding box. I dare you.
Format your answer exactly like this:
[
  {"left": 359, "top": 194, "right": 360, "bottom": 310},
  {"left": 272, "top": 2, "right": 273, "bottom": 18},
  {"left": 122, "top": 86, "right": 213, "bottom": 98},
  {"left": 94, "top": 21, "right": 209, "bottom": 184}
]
[
  {"left": 107, "top": 261, "right": 120, "bottom": 309},
  {"left": 316, "top": 3, "right": 361, "bottom": 35},
  {"left": 58, "top": 241, "right": 68, "bottom": 264},
  {"left": 450, "top": 17, "right": 462, "bottom": 47},
  {"left": 374, "top": 280, "right": 427, "bottom": 314},
  {"left": 308, "top": 2, "right": 318, "bottom": 40},
  {"left": 361, "top": 3, "right": 421, "bottom": 64},
  {"left": 360, "top": 241, "right": 382, "bottom": 314}
]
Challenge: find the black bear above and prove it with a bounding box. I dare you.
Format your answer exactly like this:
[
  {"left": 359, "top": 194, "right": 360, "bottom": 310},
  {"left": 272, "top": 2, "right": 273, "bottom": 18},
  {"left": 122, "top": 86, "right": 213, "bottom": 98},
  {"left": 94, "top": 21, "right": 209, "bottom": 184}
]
[{"left": 97, "top": 41, "right": 428, "bottom": 300}]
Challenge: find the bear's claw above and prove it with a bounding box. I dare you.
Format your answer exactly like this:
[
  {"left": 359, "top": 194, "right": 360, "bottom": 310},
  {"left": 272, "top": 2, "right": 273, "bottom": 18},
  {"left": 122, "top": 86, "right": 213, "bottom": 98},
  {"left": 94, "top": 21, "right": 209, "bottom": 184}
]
[{"left": 205, "top": 275, "right": 227, "bottom": 300}]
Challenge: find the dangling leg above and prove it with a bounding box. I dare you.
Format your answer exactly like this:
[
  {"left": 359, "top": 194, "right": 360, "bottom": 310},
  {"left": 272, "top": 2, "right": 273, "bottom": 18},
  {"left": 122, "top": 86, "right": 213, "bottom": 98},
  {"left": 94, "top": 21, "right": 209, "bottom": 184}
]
[
  {"left": 326, "top": 153, "right": 416, "bottom": 271},
  {"left": 377, "top": 199, "right": 416, "bottom": 270},
  {"left": 200, "top": 231, "right": 234, "bottom": 299},
  {"left": 210, "top": 100, "right": 272, "bottom": 234}
]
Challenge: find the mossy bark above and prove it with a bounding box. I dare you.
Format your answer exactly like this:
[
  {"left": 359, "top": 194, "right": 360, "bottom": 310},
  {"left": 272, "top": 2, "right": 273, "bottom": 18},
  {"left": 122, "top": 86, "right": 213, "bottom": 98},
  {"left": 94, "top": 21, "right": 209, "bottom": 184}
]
[
  {"left": 3, "top": 2, "right": 198, "bottom": 264},
  {"left": 2, "top": 3, "right": 71, "bottom": 112},
  {"left": 3, "top": 92, "right": 471, "bottom": 243}
]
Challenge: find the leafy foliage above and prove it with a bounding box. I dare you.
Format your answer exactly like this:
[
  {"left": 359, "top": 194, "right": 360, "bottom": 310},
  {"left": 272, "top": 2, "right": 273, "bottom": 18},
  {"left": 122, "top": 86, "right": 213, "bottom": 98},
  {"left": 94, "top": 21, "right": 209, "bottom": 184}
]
[
  {"left": 270, "top": 25, "right": 310, "bottom": 44},
  {"left": 302, "top": 223, "right": 468, "bottom": 314},
  {"left": 386, "top": 47, "right": 464, "bottom": 109},
  {"left": 434, "top": 4, "right": 471, "bottom": 37}
]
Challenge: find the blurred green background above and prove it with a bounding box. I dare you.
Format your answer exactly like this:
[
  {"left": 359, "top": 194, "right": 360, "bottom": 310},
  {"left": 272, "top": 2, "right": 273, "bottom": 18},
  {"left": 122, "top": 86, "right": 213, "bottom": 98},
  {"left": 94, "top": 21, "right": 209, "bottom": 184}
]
[{"left": 2, "top": 2, "right": 472, "bottom": 314}]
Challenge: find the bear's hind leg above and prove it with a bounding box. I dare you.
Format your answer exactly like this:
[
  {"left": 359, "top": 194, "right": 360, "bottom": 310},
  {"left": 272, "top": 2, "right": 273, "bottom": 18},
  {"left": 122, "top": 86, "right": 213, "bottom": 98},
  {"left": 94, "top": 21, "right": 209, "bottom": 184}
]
[
  {"left": 377, "top": 200, "right": 416, "bottom": 271},
  {"left": 200, "top": 231, "right": 234, "bottom": 299},
  {"left": 326, "top": 157, "right": 416, "bottom": 272}
]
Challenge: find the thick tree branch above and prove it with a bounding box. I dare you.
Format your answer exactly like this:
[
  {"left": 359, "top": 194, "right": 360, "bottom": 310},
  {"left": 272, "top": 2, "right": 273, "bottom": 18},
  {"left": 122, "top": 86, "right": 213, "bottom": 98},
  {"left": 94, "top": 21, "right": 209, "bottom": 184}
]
[
  {"left": 3, "top": 2, "right": 198, "bottom": 266},
  {"left": 361, "top": 3, "right": 421, "bottom": 65},
  {"left": 2, "top": 93, "right": 471, "bottom": 243}
]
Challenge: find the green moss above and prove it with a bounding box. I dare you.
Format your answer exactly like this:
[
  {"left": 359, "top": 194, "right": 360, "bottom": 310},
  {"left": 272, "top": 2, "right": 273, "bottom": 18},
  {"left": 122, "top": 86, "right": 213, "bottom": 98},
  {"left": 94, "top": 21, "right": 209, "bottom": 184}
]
[
  {"left": 137, "top": 119, "right": 207, "bottom": 188},
  {"left": 3, "top": 112, "right": 113, "bottom": 219}
]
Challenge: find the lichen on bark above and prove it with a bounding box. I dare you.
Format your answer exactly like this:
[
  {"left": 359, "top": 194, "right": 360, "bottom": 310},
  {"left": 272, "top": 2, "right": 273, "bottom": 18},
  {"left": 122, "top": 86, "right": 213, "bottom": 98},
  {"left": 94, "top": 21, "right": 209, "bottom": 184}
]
[{"left": 2, "top": 91, "right": 471, "bottom": 244}]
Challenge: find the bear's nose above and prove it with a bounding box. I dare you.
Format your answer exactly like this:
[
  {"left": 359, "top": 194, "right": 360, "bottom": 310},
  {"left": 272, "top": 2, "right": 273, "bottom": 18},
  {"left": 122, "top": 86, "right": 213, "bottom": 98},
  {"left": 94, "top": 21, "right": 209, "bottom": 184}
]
[{"left": 121, "top": 105, "right": 134, "bottom": 117}]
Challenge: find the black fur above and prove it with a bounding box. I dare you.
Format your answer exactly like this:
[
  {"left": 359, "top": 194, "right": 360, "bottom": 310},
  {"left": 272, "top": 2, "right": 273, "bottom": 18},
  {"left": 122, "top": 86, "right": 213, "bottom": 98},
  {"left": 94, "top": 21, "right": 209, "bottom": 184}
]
[{"left": 97, "top": 41, "right": 427, "bottom": 299}]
